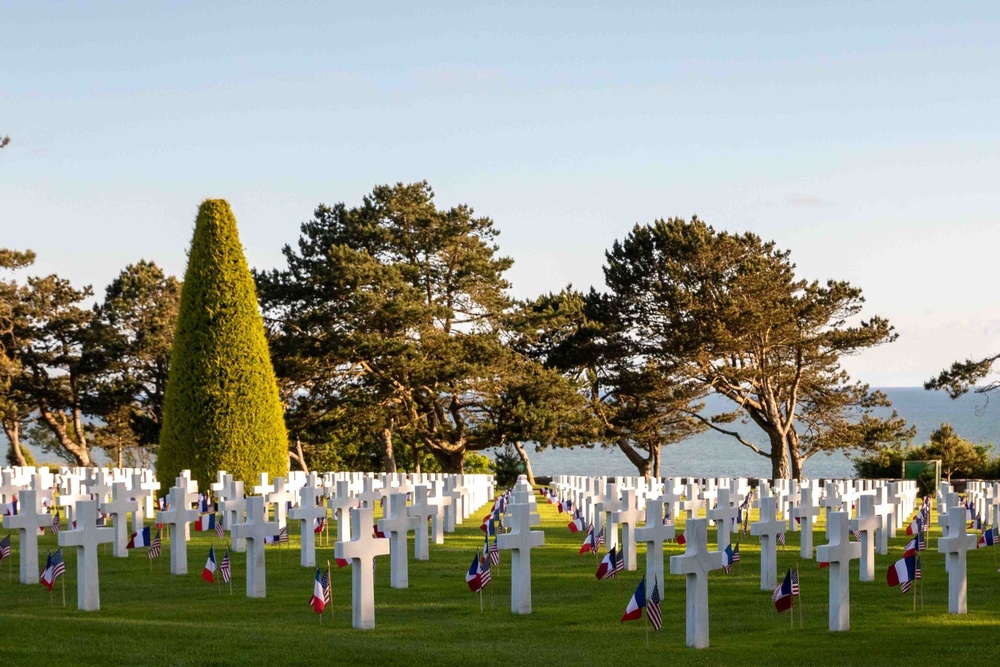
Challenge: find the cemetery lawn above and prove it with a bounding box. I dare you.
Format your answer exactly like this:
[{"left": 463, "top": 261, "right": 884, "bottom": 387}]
[{"left": 2, "top": 494, "right": 998, "bottom": 667}]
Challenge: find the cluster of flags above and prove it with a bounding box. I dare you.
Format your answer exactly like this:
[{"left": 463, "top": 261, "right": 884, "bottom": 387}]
[
  {"left": 619, "top": 576, "right": 662, "bottom": 630},
  {"left": 773, "top": 567, "right": 799, "bottom": 612},
  {"left": 265, "top": 526, "right": 290, "bottom": 545},
  {"left": 465, "top": 550, "right": 492, "bottom": 593},
  {"left": 310, "top": 567, "right": 332, "bottom": 613},
  {"left": 596, "top": 545, "right": 625, "bottom": 580},
  {"left": 127, "top": 526, "right": 163, "bottom": 560},
  {"left": 40, "top": 549, "right": 66, "bottom": 591}
]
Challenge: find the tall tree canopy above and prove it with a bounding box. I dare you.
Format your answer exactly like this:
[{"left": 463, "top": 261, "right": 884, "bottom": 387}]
[
  {"left": 158, "top": 200, "right": 288, "bottom": 488},
  {"left": 257, "top": 182, "right": 595, "bottom": 473},
  {"left": 601, "top": 216, "right": 910, "bottom": 478}
]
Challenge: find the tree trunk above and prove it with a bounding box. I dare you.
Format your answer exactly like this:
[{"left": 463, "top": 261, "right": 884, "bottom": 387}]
[
  {"left": 786, "top": 431, "right": 803, "bottom": 480},
  {"left": 2, "top": 420, "right": 31, "bottom": 467},
  {"left": 768, "top": 430, "right": 789, "bottom": 479},
  {"left": 287, "top": 436, "right": 309, "bottom": 473},
  {"left": 616, "top": 441, "right": 652, "bottom": 478},
  {"left": 430, "top": 446, "right": 465, "bottom": 474},
  {"left": 511, "top": 441, "right": 536, "bottom": 486},
  {"left": 379, "top": 419, "right": 397, "bottom": 474},
  {"left": 414, "top": 445, "right": 422, "bottom": 475},
  {"left": 36, "top": 403, "right": 91, "bottom": 466},
  {"left": 652, "top": 443, "right": 660, "bottom": 478}
]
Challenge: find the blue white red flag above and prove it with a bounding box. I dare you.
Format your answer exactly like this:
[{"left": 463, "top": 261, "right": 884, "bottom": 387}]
[
  {"left": 620, "top": 577, "right": 646, "bottom": 622},
  {"left": 466, "top": 552, "right": 484, "bottom": 592},
  {"left": 202, "top": 547, "right": 217, "bottom": 583},
  {"left": 310, "top": 568, "right": 328, "bottom": 613},
  {"left": 773, "top": 568, "right": 793, "bottom": 612},
  {"left": 127, "top": 526, "right": 152, "bottom": 549}
]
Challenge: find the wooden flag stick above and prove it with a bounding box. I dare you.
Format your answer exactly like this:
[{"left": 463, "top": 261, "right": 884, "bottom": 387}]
[
  {"left": 327, "top": 560, "right": 333, "bottom": 622},
  {"left": 61, "top": 568, "right": 66, "bottom": 608}
]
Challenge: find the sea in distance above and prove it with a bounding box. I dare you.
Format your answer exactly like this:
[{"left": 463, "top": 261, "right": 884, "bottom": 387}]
[{"left": 518, "top": 387, "right": 1000, "bottom": 480}]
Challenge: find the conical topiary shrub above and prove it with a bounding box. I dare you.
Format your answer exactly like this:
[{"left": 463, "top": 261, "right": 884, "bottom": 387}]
[{"left": 157, "top": 199, "right": 288, "bottom": 489}]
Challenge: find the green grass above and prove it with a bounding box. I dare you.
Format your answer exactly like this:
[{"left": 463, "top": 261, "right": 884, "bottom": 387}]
[{"left": 2, "top": 496, "right": 1000, "bottom": 667}]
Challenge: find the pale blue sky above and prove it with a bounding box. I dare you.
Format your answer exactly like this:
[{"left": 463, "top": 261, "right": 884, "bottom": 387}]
[{"left": 3, "top": 2, "right": 999, "bottom": 386}]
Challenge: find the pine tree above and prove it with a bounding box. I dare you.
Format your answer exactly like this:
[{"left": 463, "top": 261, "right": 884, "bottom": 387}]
[{"left": 158, "top": 200, "right": 287, "bottom": 488}]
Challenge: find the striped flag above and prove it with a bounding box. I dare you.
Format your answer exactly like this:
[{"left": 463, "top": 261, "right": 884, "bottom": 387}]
[
  {"left": 322, "top": 567, "right": 332, "bottom": 606},
  {"left": 777, "top": 532, "right": 785, "bottom": 546},
  {"left": 148, "top": 527, "right": 162, "bottom": 560},
  {"left": 614, "top": 546, "right": 625, "bottom": 573},
  {"left": 40, "top": 549, "right": 65, "bottom": 591},
  {"left": 51, "top": 511, "right": 60, "bottom": 534},
  {"left": 790, "top": 566, "right": 800, "bottom": 597},
  {"left": 479, "top": 553, "right": 492, "bottom": 589},
  {"left": 851, "top": 527, "right": 861, "bottom": 541},
  {"left": 647, "top": 578, "right": 662, "bottom": 630},
  {"left": 310, "top": 568, "right": 328, "bottom": 613},
  {"left": 732, "top": 543, "right": 741, "bottom": 562},
  {"left": 489, "top": 535, "right": 500, "bottom": 566},
  {"left": 216, "top": 516, "right": 225, "bottom": 539},
  {"left": 220, "top": 549, "right": 231, "bottom": 584},
  {"left": 0, "top": 534, "right": 10, "bottom": 563}
]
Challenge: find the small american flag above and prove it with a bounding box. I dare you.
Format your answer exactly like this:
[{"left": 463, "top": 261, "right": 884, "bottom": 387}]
[
  {"left": 321, "top": 567, "right": 332, "bottom": 605},
  {"left": 915, "top": 556, "right": 921, "bottom": 581},
  {"left": 851, "top": 528, "right": 860, "bottom": 541},
  {"left": 647, "top": 578, "right": 662, "bottom": 631},
  {"left": 614, "top": 546, "right": 625, "bottom": 573},
  {"left": 900, "top": 579, "right": 912, "bottom": 593},
  {"left": 596, "top": 527, "right": 605, "bottom": 550},
  {"left": 148, "top": 528, "right": 162, "bottom": 560},
  {"left": 278, "top": 526, "right": 289, "bottom": 544},
  {"left": 216, "top": 517, "right": 225, "bottom": 539},
  {"left": 489, "top": 535, "right": 500, "bottom": 566},
  {"left": 479, "top": 554, "right": 492, "bottom": 588},
  {"left": 0, "top": 534, "right": 10, "bottom": 563},
  {"left": 777, "top": 532, "right": 785, "bottom": 546},
  {"left": 51, "top": 511, "right": 60, "bottom": 534},
  {"left": 732, "top": 543, "right": 741, "bottom": 562},
  {"left": 790, "top": 567, "right": 800, "bottom": 597},
  {"left": 220, "top": 548, "right": 231, "bottom": 583}
]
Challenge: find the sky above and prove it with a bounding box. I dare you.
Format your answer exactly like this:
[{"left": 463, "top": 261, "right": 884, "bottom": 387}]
[{"left": 3, "top": 2, "right": 999, "bottom": 387}]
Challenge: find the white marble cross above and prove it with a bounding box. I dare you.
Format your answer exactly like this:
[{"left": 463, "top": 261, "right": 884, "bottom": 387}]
[
  {"left": 872, "top": 488, "right": 894, "bottom": 556},
  {"left": 253, "top": 472, "right": 274, "bottom": 498},
  {"left": 669, "top": 517, "right": 726, "bottom": 649},
  {"left": 793, "top": 486, "right": 821, "bottom": 558},
  {"left": 57, "top": 475, "right": 89, "bottom": 526},
  {"left": 938, "top": 504, "right": 978, "bottom": 614},
  {"left": 407, "top": 485, "right": 434, "bottom": 560},
  {"left": 498, "top": 481, "right": 545, "bottom": 615},
  {"left": 428, "top": 482, "right": 452, "bottom": 545},
  {"left": 231, "top": 495, "right": 280, "bottom": 598},
  {"left": 816, "top": 511, "right": 861, "bottom": 631},
  {"left": 611, "top": 489, "right": 643, "bottom": 571},
  {"left": 335, "top": 504, "right": 390, "bottom": 629},
  {"left": 129, "top": 471, "right": 153, "bottom": 532},
  {"left": 288, "top": 482, "right": 326, "bottom": 567},
  {"left": 707, "top": 488, "right": 740, "bottom": 552},
  {"left": 175, "top": 473, "right": 199, "bottom": 542},
  {"left": 750, "top": 496, "right": 784, "bottom": 590},
  {"left": 265, "top": 477, "right": 294, "bottom": 529},
  {"left": 3, "top": 488, "right": 52, "bottom": 584},
  {"left": 636, "top": 497, "right": 675, "bottom": 592},
  {"left": 327, "top": 480, "right": 354, "bottom": 543},
  {"left": 220, "top": 480, "right": 247, "bottom": 552},
  {"left": 378, "top": 492, "right": 419, "bottom": 588},
  {"left": 357, "top": 477, "right": 382, "bottom": 511},
  {"left": 101, "top": 481, "right": 138, "bottom": 558},
  {"left": 594, "top": 481, "right": 622, "bottom": 548},
  {"left": 57, "top": 499, "right": 115, "bottom": 611},
  {"left": 156, "top": 486, "right": 199, "bottom": 575},
  {"left": 682, "top": 482, "right": 706, "bottom": 520},
  {"left": 659, "top": 481, "right": 683, "bottom": 524},
  {"left": 820, "top": 482, "right": 842, "bottom": 535},
  {"left": 850, "top": 494, "right": 878, "bottom": 582}
]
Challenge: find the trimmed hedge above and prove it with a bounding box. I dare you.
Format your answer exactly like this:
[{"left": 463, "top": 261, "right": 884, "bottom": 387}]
[{"left": 158, "top": 200, "right": 288, "bottom": 489}]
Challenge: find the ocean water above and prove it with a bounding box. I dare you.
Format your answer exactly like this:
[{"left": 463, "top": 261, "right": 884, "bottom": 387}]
[{"left": 518, "top": 387, "right": 1000, "bottom": 479}]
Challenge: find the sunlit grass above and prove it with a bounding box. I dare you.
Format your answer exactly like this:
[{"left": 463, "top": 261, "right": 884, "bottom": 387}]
[{"left": 2, "top": 493, "right": 999, "bottom": 666}]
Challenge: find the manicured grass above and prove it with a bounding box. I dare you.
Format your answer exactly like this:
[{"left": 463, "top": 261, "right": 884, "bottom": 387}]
[{"left": 2, "top": 494, "right": 998, "bottom": 667}]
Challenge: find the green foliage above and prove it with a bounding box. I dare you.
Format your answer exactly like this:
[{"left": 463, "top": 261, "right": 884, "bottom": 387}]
[
  {"left": 158, "top": 200, "right": 288, "bottom": 489},
  {"left": 492, "top": 444, "right": 525, "bottom": 487},
  {"left": 462, "top": 452, "right": 494, "bottom": 475},
  {"left": 854, "top": 422, "right": 993, "bottom": 482},
  {"left": 600, "top": 216, "right": 907, "bottom": 478}
]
